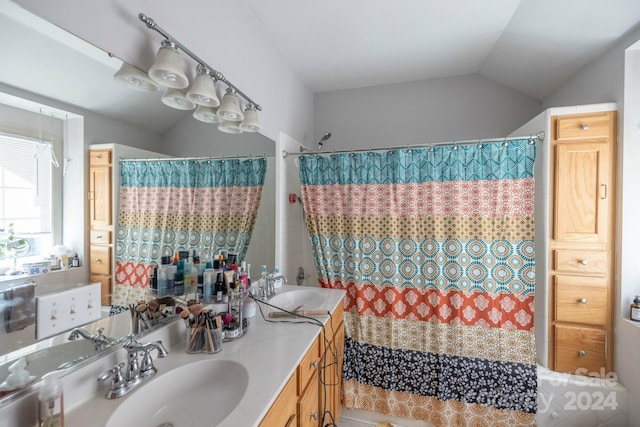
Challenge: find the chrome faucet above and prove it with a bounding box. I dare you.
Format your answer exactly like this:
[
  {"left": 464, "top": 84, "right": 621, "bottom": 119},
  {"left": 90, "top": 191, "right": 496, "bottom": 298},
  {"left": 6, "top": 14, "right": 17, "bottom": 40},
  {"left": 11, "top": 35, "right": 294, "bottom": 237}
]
[
  {"left": 97, "top": 335, "right": 168, "bottom": 399},
  {"left": 68, "top": 327, "right": 114, "bottom": 350},
  {"left": 261, "top": 274, "right": 287, "bottom": 299}
]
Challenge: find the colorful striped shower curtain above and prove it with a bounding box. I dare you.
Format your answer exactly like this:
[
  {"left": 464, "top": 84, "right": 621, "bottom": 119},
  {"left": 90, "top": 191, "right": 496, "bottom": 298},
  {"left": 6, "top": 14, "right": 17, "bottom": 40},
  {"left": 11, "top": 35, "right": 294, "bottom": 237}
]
[
  {"left": 299, "top": 140, "right": 537, "bottom": 426},
  {"left": 113, "top": 158, "right": 266, "bottom": 307}
]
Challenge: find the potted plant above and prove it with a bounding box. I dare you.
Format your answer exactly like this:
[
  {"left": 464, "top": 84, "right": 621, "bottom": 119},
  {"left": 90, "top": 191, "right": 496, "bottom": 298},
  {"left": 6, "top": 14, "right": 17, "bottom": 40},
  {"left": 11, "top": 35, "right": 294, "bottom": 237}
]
[{"left": 0, "top": 224, "right": 28, "bottom": 275}]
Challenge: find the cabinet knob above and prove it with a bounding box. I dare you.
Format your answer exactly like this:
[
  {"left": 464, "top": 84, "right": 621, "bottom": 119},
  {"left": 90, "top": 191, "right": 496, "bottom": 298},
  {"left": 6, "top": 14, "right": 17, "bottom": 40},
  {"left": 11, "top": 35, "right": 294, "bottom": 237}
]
[
  {"left": 96, "top": 234, "right": 103, "bottom": 239},
  {"left": 578, "top": 350, "right": 587, "bottom": 357},
  {"left": 580, "top": 124, "right": 589, "bottom": 130},
  {"left": 95, "top": 154, "right": 102, "bottom": 159},
  {"left": 580, "top": 259, "right": 588, "bottom": 265},
  {"left": 95, "top": 258, "right": 103, "bottom": 263},
  {"left": 310, "top": 412, "right": 319, "bottom": 420},
  {"left": 579, "top": 298, "right": 588, "bottom": 304},
  {"left": 310, "top": 360, "right": 319, "bottom": 369}
]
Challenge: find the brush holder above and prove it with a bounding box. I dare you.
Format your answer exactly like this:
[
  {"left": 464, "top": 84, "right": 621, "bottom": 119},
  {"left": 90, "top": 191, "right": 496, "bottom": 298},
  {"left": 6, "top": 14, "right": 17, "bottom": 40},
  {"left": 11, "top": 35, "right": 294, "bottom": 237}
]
[{"left": 185, "top": 325, "right": 222, "bottom": 354}]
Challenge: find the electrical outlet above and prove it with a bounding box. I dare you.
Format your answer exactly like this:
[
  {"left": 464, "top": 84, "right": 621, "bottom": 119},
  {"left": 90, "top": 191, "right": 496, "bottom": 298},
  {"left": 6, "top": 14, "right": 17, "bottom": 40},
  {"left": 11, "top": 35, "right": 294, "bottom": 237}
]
[{"left": 36, "top": 283, "right": 101, "bottom": 340}]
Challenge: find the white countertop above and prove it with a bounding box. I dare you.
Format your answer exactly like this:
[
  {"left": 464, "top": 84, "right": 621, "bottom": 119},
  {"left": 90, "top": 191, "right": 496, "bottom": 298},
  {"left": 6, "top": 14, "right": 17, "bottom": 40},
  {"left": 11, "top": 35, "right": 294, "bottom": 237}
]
[{"left": 60, "top": 285, "right": 345, "bottom": 427}]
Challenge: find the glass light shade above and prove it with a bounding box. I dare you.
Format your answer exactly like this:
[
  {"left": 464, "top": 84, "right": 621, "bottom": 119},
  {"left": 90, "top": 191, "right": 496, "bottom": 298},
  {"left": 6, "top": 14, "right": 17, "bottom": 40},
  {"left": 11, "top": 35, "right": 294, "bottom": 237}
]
[
  {"left": 187, "top": 73, "right": 220, "bottom": 107},
  {"left": 218, "top": 119, "right": 243, "bottom": 134},
  {"left": 148, "top": 45, "right": 189, "bottom": 89},
  {"left": 239, "top": 107, "right": 260, "bottom": 132},
  {"left": 217, "top": 91, "right": 244, "bottom": 121},
  {"left": 161, "top": 88, "right": 196, "bottom": 110},
  {"left": 193, "top": 105, "right": 221, "bottom": 123},
  {"left": 113, "top": 62, "right": 158, "bottom": 92}
]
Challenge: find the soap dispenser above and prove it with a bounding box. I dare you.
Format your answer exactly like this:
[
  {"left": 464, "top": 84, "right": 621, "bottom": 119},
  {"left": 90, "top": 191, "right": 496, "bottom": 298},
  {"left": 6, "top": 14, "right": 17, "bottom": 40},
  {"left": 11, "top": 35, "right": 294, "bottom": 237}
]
[
  {"left": 39, "top": 371, "right": 64, "bottom": 427},
  {"left": 0, "top": 357, "right": 34, "bottom": 395}
]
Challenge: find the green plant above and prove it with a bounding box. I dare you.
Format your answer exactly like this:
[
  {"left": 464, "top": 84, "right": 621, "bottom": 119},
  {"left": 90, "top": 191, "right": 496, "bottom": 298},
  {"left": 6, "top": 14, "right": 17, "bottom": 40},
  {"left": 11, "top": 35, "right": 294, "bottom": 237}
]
[{"left": 0, "top": 224, "right": 27, "bottom": 258}]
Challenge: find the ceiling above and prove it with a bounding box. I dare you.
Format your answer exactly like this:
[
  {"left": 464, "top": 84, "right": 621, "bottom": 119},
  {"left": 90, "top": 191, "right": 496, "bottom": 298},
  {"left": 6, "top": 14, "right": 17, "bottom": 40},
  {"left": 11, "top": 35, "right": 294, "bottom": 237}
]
[
  {"left": 247, "top": 0, "right": 640, "bottom": 99},
  {"left": 2, "top": 0, "right": 640, "bottom": 135}
]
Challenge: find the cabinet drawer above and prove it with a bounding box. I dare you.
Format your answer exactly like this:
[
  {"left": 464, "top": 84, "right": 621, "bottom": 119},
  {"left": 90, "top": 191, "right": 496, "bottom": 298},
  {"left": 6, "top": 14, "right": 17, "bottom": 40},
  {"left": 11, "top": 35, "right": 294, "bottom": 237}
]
[
  {"left": 554, "top": 325, "right": 606, "bottom": 375},
  {"left": 90, "top": 274, "right": 112, "bottom": 306},
  {"left": 297, "top": 337, "right": 320, "bottom": 394},
  {"left": 554, "top": 250, "right": 607, "bottom": 275},
  {"left": 555, "top": 275, "right": 607, "bottom": 325},
  {"left": 259, "top": 373, "right": 297, "bottom": 427},
  {"left": 89, "top": 150, "right": 112, "bottom": 165},
  {"left": 89, "top": 245, "right": 111, "bottom": 275},
  {"left": 90, "top": 229, "right": 112, "bottom": 244},
  {"left": 298, "top": 371, "right": 320, "bottom": 427},
  {"left": 555, "top": 113, "right": 611, "bottom": 140}
]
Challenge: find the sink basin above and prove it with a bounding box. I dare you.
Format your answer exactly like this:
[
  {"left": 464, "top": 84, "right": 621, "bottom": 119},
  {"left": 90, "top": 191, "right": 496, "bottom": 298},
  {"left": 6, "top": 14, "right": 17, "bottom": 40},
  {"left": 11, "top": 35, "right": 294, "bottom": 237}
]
[
  {"left": 269, "top": 288, "right": 327, "bottom": 311},
  {"left": 105, "top": 359, "right": 248, "bottom": 427}
]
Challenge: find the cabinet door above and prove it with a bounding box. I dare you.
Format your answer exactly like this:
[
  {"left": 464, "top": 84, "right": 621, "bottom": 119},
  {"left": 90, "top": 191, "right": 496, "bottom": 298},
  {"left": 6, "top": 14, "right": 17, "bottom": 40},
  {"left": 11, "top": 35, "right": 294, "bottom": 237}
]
[
  {"left": 259, "top": 373, "right": 297, "bottom": 427},
  {"left": 298, "top": 372, "right": 320, "bottom": 427},
  {"left": 554, "top": 141, "right": 609, "bottom": 244},
  {"left": 89, "top": 165, "right": 112, "bottom": 226}
]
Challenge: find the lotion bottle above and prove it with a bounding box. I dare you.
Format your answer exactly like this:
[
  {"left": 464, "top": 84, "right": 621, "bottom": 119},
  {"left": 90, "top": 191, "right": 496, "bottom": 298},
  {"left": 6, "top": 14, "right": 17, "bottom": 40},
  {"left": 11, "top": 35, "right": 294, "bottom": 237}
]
[
  {"left": 39, "top": 371, "right": 64, "bottom": 427},
  {"left": 631, "top": 295, "right": 640, "bottom": 322}
]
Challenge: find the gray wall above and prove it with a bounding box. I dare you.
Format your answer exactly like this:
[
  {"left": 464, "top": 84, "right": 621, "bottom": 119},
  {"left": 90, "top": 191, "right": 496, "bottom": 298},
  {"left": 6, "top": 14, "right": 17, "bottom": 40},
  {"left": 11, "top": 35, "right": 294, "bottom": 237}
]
[{"left": 314, "top": 73, "right": 542, "bottom": 150}]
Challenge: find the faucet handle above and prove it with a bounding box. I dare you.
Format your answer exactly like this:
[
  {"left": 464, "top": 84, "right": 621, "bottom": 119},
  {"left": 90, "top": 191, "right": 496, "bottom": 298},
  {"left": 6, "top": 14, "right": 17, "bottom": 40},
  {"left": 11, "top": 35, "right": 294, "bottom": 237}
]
[{"left": 98, "top": 362, "right": 128, "bottom": 399}]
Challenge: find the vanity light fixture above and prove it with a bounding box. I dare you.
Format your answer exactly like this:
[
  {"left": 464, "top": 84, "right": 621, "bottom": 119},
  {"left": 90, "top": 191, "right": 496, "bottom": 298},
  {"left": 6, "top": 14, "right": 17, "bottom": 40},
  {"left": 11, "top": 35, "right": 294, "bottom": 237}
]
[
  {"left": 218, "top": 119, "right": 243, "bottom": 134},
  {"left": 193, "top": 105, "right": 221, "bottom": 123},
  {"left": 148, "top": 40, "right": 189, "bottom": 89},
  {"left": 186, "top": 65, "right": 220, "bottom": 107},
  {"left": 217, "top": 88, "right": 244, "bottom": 121},
  {"left": 161, "top": 88, "right": 196, "bottom": 110},
  {"left": 138, "top": 13, "right": 262, "bottom": 134},
  {"left": 240, "top": 104, "right": 261, "bottom": 132},
  {"left": 113, "top": 62, "right": 159, "bottom": 92}
]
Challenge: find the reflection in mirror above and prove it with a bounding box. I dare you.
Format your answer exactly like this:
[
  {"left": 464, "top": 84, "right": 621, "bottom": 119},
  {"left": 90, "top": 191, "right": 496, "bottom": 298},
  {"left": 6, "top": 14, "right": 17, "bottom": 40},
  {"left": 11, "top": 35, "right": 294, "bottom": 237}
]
[{"left": 0, "top": 1, "right": 274, "bottom": 399}]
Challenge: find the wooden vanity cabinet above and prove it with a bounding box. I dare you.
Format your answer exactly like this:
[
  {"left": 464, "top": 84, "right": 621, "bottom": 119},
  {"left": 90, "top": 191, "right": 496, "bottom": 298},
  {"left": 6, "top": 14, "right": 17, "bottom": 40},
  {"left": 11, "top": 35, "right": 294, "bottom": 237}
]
[
  {"left": 88, "top": 149, "right": 113, "bottom": 306},
  {"left": 550, "top": 111, "right": 616, "bottom": 376},
  {"left": 259, "top": 298, "right": 345, "bottom": 427}
]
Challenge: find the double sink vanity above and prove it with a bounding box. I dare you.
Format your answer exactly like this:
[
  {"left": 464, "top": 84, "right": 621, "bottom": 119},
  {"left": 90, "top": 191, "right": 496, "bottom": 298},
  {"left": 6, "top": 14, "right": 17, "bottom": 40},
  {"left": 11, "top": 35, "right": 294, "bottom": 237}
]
[{"left": 0, "top": 285, "right": 345, "bottom": 427}]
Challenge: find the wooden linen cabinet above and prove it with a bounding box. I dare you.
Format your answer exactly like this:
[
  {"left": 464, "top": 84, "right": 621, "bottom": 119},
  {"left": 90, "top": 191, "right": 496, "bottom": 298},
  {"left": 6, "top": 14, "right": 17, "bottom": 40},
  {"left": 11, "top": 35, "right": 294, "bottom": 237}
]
[{"left": 549, "top": 111, "right": 616, "bottom": 376}]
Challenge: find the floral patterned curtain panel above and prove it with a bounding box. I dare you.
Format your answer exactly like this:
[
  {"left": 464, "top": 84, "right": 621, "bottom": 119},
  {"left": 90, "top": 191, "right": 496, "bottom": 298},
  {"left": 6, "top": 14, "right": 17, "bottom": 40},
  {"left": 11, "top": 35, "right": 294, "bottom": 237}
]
[
  {"left": 113, "top": 158, "right": 266, "bottom": 307},
  {"left": 299, "top": 140, "right": 537, "bottom": 426}
]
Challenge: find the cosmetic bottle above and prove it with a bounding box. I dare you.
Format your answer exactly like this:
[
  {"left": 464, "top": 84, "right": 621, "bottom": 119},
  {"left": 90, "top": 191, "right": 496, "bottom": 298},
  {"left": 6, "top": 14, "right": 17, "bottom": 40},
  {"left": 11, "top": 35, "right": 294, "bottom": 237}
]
[
  {"left": 39, "top": 371, "right": 64, "bottom": 427},
  {"left": 174, "top": 272, "right": 185, "bottom": 296},
  {"left": 631, "top": 295, "right": 640, "bottom": 322}
]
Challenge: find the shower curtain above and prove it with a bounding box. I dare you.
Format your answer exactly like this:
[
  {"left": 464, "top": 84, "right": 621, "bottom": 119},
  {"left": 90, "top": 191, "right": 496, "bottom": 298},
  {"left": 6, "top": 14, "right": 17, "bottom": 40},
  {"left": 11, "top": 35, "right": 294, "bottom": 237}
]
[
  {"left": 112, "top": 157, "right": 266, "bottom": 307},
  {"left": 299, "top": 140, "right": 537, "bottom": 426}
]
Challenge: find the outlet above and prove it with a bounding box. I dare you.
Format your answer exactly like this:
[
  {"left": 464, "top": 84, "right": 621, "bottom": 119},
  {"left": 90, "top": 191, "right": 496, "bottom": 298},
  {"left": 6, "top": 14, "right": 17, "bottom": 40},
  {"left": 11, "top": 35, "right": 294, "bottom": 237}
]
[{"left": 36, "top": 283, "right": 101, "bottom": 340}]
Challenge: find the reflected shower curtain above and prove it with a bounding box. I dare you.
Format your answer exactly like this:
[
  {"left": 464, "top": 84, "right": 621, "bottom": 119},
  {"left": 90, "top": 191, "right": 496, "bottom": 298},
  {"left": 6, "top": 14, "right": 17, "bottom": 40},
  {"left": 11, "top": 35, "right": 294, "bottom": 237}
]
[
  {"left": 113, "top": 158, "right": 266, "bottom": 307},
  {"left": 299, "top": 140, "right": 537, "bottom": 426}
]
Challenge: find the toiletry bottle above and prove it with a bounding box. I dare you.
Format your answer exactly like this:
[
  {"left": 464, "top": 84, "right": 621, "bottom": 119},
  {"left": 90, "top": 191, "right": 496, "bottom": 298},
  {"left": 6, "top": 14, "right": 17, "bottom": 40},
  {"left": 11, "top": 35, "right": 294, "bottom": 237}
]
[
  {"left": 273, "top": 267, "right": 283, "bottom": 288},
  {"left": 71, "top": 254, "right": 79, "bottom": 268},
  {"left": 174, "top": 271, "right": 185, "bottom": 296},
  {"left": 39, "top": 371, "right": 63, "bottom": 427},
  {"left": 149, "top": 267, "right": 158, "bottom": 297},
  {"left": 631, "top": 295, "right": 640, "bottom": 322},
  {"left": 4, "top": 357, "right": 31, "bottom": 390},
  {"left": 157, "top": 267, "right": 167, "bottom": 297}
]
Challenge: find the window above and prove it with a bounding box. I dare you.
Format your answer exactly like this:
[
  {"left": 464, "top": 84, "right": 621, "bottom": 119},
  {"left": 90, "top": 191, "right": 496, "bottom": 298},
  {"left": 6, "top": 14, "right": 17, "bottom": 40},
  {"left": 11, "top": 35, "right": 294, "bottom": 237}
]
[{"left": 0, "top": 132, "right": 61, "bottom": 265}]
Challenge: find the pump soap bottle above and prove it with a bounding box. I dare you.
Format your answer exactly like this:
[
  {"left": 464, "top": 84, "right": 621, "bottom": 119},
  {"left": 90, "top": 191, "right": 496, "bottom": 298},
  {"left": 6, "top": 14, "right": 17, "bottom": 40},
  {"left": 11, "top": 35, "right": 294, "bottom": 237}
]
[
  {"left": 631, "top": 295, "right": 640, "bottom": 322},
  {"left": 39, "top": 371, "right": 64, "bottom": 427}
]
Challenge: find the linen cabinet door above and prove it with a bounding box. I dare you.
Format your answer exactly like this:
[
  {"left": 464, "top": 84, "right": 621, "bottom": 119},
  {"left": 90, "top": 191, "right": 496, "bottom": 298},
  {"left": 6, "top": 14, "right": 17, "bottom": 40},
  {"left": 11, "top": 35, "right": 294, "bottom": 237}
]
[{"left": 554, "top": 141, "right": 609, "bottom": 244}]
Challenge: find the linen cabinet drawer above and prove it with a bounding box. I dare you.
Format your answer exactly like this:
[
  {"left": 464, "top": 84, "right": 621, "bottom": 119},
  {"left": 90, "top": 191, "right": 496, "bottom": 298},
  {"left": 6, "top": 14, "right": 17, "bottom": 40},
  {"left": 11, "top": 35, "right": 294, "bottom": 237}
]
[
  {"left": 554, "top": 275, "right": 607, "bottom": 325},
  {"left": 89, "top": 245, "right": 111, "bottom": 275},
  {"left": 555, "top": 113, "right": 611, "bottom": 140},
  {"left": 554, "top": 250, "right": 607, "bottom": 275},
  {"left": 89, "top": 149, "right": 112, "bottom": 165},
  {"left": 90, "top": 229, "right": 112, "bottom": 244},
  {"left": 554, "top": 325, "right": 606, "bottom": 374}
]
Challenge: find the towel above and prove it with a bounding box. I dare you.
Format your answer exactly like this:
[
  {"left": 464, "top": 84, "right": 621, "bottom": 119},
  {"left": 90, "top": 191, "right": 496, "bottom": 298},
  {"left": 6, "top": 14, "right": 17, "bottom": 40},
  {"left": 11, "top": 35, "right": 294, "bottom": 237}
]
[{"left": 3, "top": 283, "right": 36, "bottom": 333}]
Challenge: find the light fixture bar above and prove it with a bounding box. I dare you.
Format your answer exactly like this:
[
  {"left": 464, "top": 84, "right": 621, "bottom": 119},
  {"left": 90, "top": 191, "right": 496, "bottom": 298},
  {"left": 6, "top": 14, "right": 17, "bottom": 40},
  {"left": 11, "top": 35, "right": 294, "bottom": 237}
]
[{"left": 138, "top": 13, "right": 262, "bottom": 111}]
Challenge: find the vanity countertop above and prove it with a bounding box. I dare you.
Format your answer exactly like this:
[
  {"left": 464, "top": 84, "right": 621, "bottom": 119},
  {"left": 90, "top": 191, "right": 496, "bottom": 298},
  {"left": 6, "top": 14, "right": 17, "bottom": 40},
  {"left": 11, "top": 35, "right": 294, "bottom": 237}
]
[{"left": 62, "top": 285, "right": 346, "bottom": 427}]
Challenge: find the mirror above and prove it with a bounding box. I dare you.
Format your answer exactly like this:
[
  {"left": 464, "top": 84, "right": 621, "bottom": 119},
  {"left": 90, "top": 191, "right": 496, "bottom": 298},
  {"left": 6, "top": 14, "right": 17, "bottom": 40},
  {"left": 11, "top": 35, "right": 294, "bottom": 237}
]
[{"left": 0, "top": 2, "right": 275, "bottom": 399}]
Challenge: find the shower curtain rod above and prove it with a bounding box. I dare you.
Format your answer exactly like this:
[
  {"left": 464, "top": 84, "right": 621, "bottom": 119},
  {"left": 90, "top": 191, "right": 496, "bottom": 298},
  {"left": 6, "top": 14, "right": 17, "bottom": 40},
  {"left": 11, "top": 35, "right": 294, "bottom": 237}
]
[
  {"left": 281, "top": 131, "right": 544, "bottom": 158},
  {"left": 119, "top": 153, "right": 274, "bottom": 162}
]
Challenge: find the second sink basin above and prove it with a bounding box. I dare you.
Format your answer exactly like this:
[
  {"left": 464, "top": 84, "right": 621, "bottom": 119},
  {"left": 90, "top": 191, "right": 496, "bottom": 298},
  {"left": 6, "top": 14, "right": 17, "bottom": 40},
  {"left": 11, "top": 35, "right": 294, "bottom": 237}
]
[
  {"left": 269, "top": 288, "right": 327, "bottom": 311},
  {"left": 105, "top": 359, "right": 248, "bottom": 427}
]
